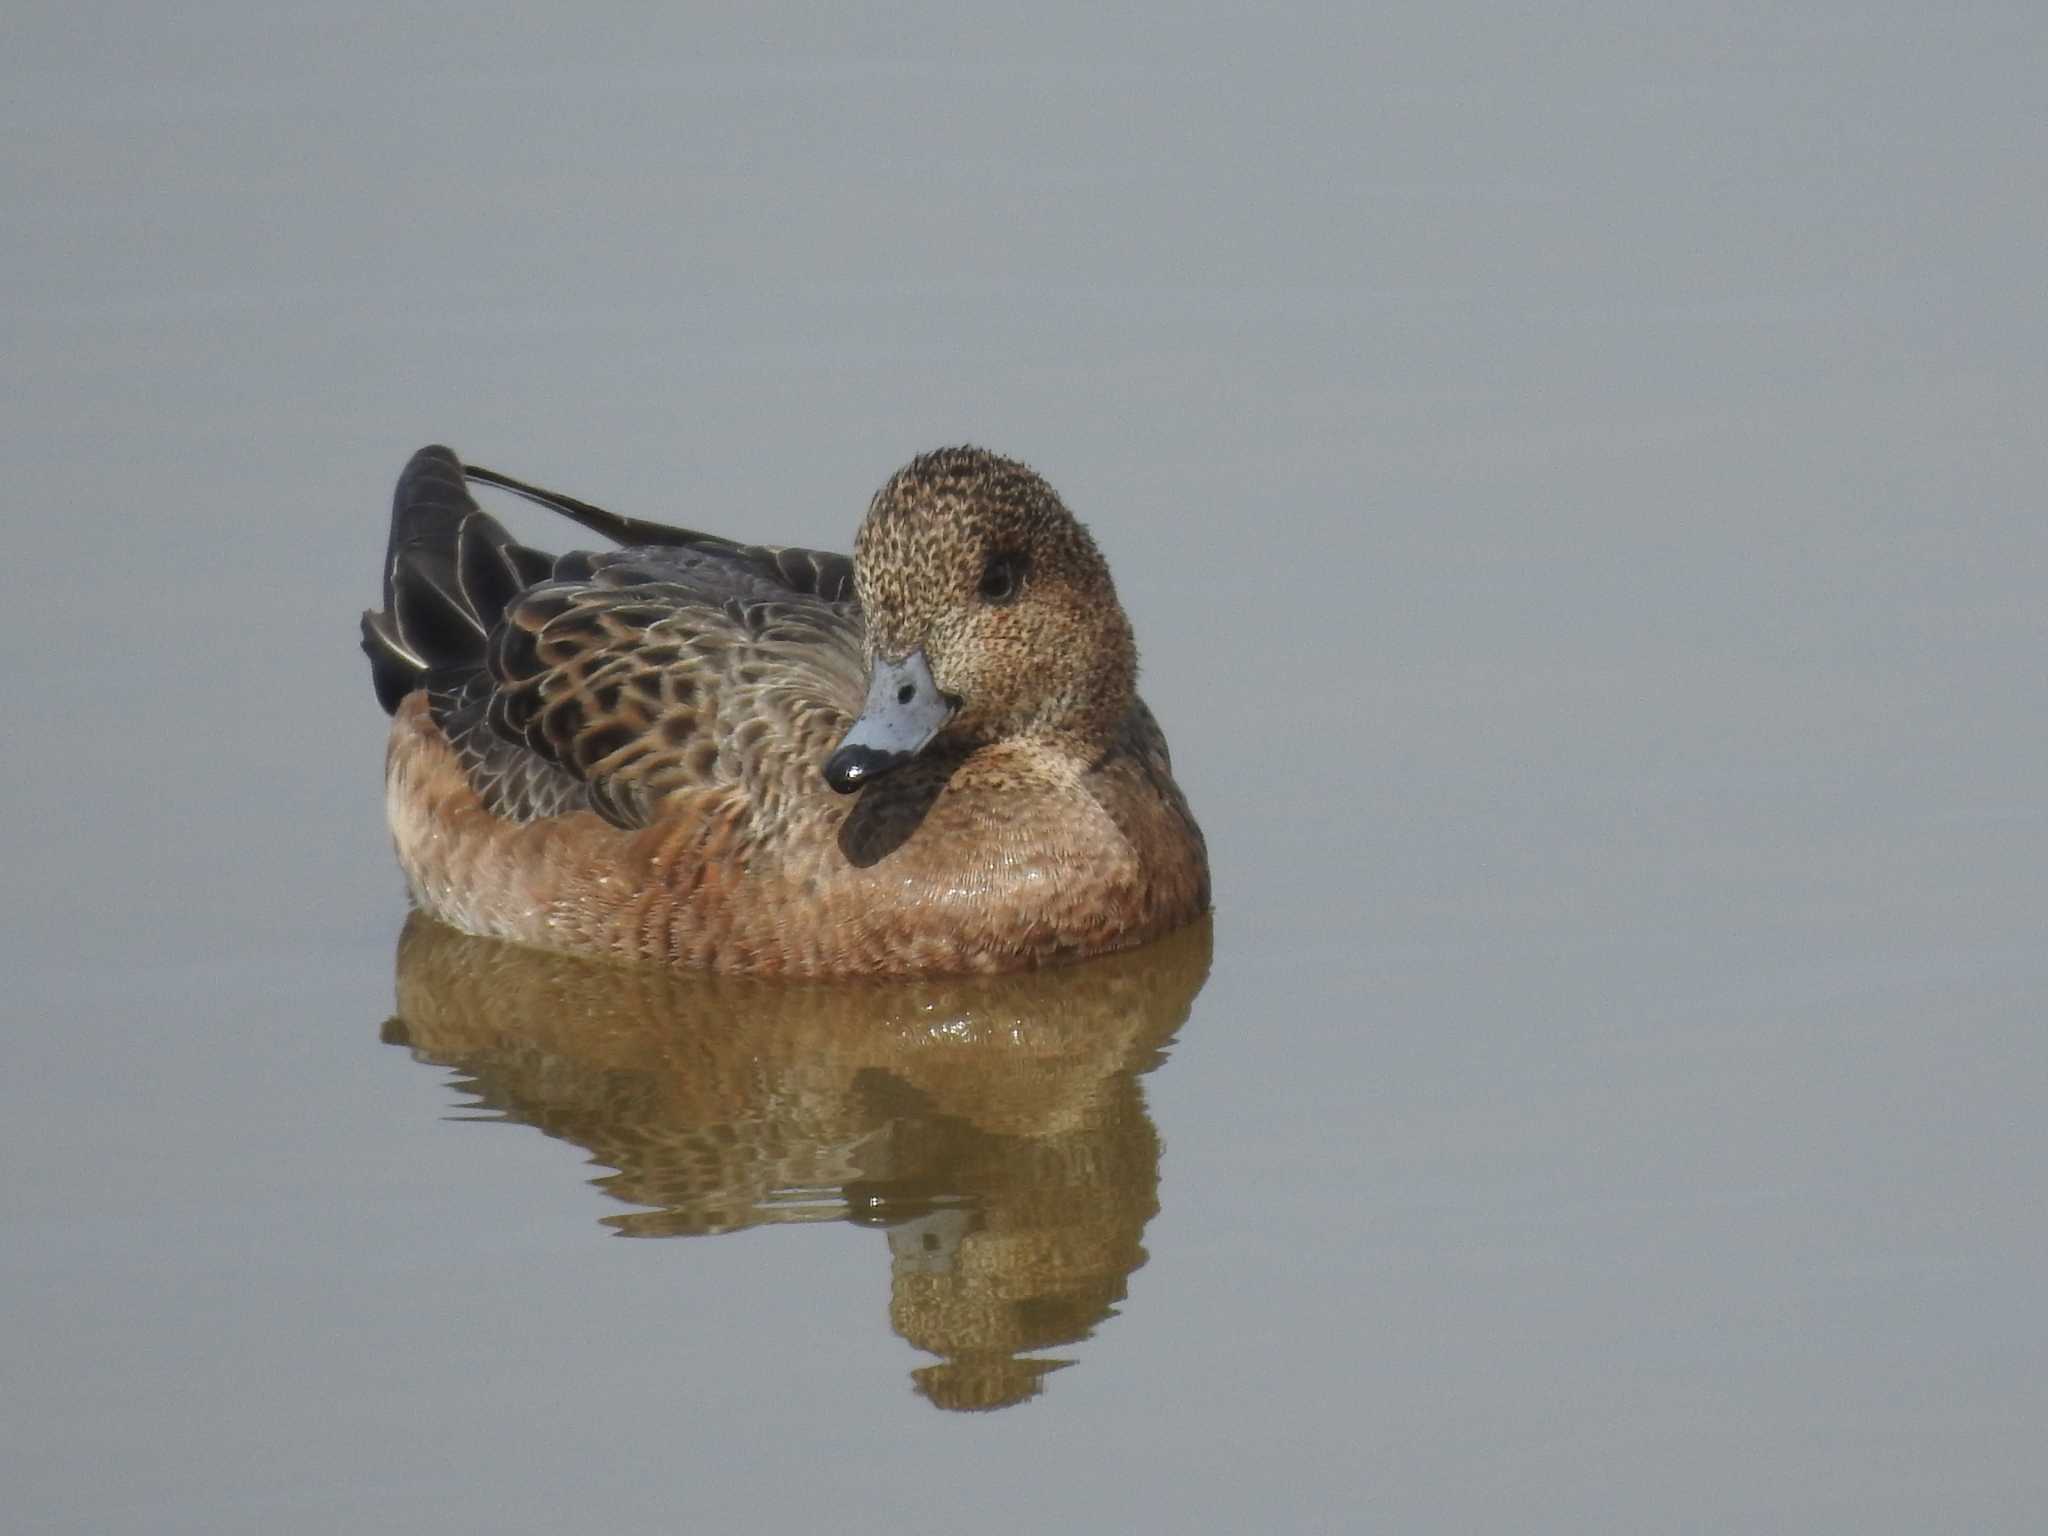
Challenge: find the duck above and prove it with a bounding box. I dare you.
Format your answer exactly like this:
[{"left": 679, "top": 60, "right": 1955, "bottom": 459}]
[{"left": 361, "top": 444, "right": 1209, "bottom": 976}]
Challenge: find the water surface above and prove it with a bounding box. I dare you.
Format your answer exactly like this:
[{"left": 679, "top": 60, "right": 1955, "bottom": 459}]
[{"left": 4, "top": 5, "right": 2043, "bottom": 1533}]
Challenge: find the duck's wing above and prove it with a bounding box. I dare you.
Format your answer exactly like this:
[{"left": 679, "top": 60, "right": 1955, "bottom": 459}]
[
  {"left": 466, "top": 564, "right": 865, "bottom": 829},
  {"left": 364, "top": 446, "right": 867, "bottom": 831},
  {"left": 462, "top": 461, "right": 855, "bottom": 605}
]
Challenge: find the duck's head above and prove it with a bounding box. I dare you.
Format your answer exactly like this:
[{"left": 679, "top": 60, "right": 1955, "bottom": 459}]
[{"left": 825, "top": 448, "right": 1137, "bottom": 794}]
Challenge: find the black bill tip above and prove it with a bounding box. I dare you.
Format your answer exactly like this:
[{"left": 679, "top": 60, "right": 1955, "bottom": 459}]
[{"left": 824, "top": 743, "right": 909, "bottom": 794}]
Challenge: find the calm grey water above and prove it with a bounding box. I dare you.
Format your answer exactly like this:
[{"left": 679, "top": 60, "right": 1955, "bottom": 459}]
[{"left": 5, "top": 6, "right": 2044, "bottom": 1532}]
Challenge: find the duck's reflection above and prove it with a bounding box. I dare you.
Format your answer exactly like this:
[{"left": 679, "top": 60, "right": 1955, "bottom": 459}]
[{"left": 380, "top": 913, "right": 1211, "bottom": 1411}]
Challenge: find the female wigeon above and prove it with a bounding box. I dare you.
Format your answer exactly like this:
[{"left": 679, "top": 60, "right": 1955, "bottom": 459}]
[{"left": 362, "top": 445, "right": 1209, "bottom": 975}]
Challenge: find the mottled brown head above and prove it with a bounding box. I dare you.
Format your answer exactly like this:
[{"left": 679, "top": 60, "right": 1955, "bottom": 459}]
[{"left": 851, "top": 448, "right": 1138, "bottom": 754}]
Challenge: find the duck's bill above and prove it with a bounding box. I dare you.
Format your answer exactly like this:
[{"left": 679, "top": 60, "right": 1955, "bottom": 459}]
[{"left": 824, "top": 648, "right": 957, "bottom": 793}]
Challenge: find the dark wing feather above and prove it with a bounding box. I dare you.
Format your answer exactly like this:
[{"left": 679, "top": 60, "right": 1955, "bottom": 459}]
[
  {"left": 463, "top": 461, "right": 855, "bottom": 603},
  {"left": 362, "top": 446, "right": 560, "bottom": 712},
  {"left": 429, "top": 671, "right": 593, "bottom": 823}
]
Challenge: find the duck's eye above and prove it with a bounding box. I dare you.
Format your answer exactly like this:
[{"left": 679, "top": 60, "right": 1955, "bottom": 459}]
[{"left": 978, "top": 553, "right": 1023, "bottom": 604}]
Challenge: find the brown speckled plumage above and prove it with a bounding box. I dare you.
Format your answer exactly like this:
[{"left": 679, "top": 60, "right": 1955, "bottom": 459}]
[{"left": 362, "top": 445, "right": 1209, "bottom": 975}]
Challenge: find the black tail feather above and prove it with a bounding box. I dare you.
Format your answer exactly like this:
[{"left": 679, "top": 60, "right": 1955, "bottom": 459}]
[
  {"left": 361, "top": 446, "right": 546, "bottom": 715},
  {"left": 361, "top": 608, "right": 423, "bottom": 715}
]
